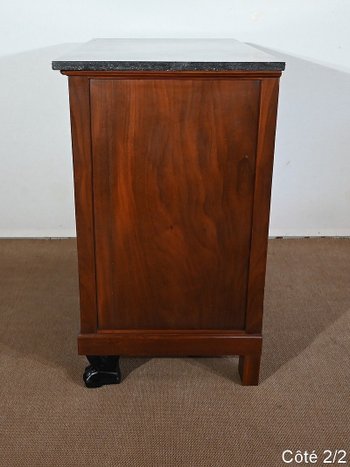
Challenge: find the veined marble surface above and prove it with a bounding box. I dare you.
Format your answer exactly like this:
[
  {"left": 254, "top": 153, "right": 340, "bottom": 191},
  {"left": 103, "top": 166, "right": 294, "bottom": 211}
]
[{"left": 52, "top": 39, "right": 285, "bottom": 72}]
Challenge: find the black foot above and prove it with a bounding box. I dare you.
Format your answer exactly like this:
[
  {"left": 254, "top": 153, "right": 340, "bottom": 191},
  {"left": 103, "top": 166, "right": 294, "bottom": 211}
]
[{"left": 83, "top": 356, "right": 121, "bottom": 388}]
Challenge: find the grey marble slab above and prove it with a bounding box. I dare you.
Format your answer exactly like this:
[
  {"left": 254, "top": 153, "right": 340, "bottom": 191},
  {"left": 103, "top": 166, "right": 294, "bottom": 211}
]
[{"left": 52, "top": 39, "right": 285, "bottom": 72}]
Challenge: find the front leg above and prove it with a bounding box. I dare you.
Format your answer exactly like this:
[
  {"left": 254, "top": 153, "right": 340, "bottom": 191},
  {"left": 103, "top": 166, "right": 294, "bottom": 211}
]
[{"left": 83, "top": 356, "right": 121, "bottom": 388}]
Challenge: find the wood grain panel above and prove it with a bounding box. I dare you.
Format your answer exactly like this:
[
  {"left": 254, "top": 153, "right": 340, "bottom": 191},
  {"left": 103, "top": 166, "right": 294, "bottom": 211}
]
[{"left": 90, "top": 78, "right": 260, "bottom": 330}]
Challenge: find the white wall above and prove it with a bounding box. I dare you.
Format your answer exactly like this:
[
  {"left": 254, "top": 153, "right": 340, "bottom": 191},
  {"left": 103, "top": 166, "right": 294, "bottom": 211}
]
[{"left": 1, "top": 0, "right": 349, "bottom": 237}]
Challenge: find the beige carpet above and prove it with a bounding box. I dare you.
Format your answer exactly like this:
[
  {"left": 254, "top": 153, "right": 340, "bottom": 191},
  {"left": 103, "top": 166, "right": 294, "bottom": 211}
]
[{"left": 0, "top": 239, "right": 349, "bottom": 466}]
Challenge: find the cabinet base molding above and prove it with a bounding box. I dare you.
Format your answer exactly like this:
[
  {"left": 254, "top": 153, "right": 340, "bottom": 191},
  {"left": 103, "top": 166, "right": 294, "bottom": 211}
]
[{"left": 79, "top": 331, "right": 262, "bottom": 386}]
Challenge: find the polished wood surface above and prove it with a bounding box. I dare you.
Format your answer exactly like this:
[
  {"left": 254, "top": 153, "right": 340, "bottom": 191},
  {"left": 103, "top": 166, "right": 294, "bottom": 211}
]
[
  {"left": 239, "top": 352, "right": 262, "bottom": 386},
  {"left": 246, "top": 78, "right": 280, "bottom": 333},
  {"left": 68, "top": 77, "right": 97, "bottom": 334},
  {"left": 78, "top": 330, "right": 262, "bottom": 357},
  {"left": 66, "top": 70, "right": 282, "bottom": 385},
  {"left": 90, "top": 78, "right": 259, "bottom": 330}
]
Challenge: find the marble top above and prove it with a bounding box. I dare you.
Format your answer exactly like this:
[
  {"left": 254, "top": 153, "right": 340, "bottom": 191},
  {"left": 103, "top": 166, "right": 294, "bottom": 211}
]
[{"left": 52, "top": 39, "right": 285, "bottom": 72}]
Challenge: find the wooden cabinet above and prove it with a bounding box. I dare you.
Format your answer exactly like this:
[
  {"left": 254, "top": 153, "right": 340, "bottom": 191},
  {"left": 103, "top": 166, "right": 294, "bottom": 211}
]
[{"left": 53, "top": 39, "right": 285, "bottom": 387}]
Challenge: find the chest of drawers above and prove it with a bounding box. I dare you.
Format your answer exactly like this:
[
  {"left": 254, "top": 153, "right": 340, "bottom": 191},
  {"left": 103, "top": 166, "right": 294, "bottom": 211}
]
[{"left": 53, "top": 39, "right": 284, "bottom": 387}]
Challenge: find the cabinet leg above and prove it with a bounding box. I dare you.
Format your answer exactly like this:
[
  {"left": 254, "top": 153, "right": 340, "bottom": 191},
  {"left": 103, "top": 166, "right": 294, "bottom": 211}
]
[
  {"left": 238, "top": 353, "right": 261, "bottom": 386},
  {"left": 83, "top": 356, "right": 121, "bottom": 388}
]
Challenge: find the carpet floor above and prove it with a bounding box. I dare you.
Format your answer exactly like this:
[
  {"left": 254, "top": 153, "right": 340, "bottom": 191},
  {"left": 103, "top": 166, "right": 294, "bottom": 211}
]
[{"left": 0, "top": 238, "right": 349, "bottom": 466}]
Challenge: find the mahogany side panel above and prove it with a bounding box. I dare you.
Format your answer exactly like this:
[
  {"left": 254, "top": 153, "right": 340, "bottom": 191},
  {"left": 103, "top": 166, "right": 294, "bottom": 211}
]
[
  {"left": 68, "top": 76, "right": 97, "bottom": 333},
  {"left": 90, "top": 78, "right": 260, "bottom": 330},
  {"left": 245, "top": 78, "right": 280, "bottom": 333}
]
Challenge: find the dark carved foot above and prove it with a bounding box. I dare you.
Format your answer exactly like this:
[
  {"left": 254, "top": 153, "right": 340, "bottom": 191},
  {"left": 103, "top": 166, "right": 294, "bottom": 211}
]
[{"left": 83, "top": 356, "right": 121, "bottom": 388}]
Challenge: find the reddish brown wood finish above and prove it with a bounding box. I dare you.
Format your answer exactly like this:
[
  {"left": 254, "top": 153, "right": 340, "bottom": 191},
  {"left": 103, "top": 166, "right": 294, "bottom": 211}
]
[
  {"left": 239, "top": 352, "right": 262, "bottom": 386},
  {"left": 66, "top": 70, "right": 282, "bottom": 385},
  {"left": 245, "top": 78, "right": 280, "bottom": 333},
  {"left": 78, "top": 330, "right": 262, "bottom": 356},
  {"left": 68, "top": 77, "right": 97, "bottom": 333},
  {"left": 90, "top": 78, "right": 259, "bottom": 330}
]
